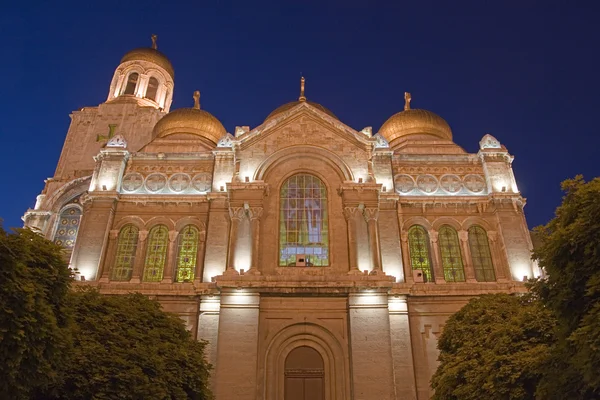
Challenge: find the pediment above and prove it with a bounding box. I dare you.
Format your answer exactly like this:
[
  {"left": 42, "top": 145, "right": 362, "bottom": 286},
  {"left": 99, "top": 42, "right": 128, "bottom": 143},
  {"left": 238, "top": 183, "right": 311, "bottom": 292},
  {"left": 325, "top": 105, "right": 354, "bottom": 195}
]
[{"left": 237, "top": 102, "right": 374, "bottom": 151}]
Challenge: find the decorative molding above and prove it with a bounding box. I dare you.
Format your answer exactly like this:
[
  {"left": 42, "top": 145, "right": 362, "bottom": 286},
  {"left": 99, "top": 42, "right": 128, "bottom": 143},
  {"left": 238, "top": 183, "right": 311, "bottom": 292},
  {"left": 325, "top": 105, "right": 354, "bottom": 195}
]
[{"left": 363, "top": 207, "right": 379, "bottom": 222}]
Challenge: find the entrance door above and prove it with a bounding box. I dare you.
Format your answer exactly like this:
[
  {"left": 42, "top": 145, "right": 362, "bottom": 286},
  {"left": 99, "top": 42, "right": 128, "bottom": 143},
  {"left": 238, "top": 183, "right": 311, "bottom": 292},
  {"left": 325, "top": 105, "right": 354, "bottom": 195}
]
[{"left": 284, "top": 346, "right": 325, "bottom": 400}]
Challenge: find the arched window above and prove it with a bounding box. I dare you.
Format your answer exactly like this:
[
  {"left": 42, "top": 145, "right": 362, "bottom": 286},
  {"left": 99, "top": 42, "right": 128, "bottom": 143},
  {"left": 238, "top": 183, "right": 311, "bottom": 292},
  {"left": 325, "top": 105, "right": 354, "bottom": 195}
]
[
  {"left": 143, "top": 225, "right": 169, "bottom": 282},
  {"left": 468, "top": 226, "right": 496, "bottom": 282},
  {"left": 438, "top": 225, "right": 465, "bottom": 282},
  {"left": 145, "top": 77, "right": 159, "bottom": 101},
  {"left": 53, "top": 207, "right": 82, "bottom": 249},
  {"left": 112, "top": 225, "right": 139, "bottom": 281},
  {"left": 175, "top": 225, "right": 199, "bottom": 282},
  {"left": 123, "top": 72, "right": 139, "bottom": 95},
  {"left": 279, "top": 174, "right": 329, "bottom": 266},
  {"left": 407, "top": 225, "right": 433, "bottom": 282}
]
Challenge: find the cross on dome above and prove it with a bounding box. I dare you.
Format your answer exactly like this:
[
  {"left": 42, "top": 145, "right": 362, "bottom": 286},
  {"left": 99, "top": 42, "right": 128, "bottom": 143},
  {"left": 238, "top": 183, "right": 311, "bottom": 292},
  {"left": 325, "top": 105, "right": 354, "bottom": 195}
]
[
  {"left": 151, "top": 34, "right": 158, "bottom": 50},
  {"left": 193, "top": 91, "right": 201, "bottom": 109},
  {"left": 299, "top": 77, "right": 306, "bottom": 102}
]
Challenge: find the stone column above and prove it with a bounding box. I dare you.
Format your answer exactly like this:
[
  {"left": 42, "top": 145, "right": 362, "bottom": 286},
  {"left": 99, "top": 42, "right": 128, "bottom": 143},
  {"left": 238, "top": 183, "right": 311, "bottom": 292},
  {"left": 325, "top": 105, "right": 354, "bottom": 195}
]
[
  {"left": 130, "top": 230, "right": 148, "bottom": 283},
  {"left": 247, "top": 207, "right": 263, "bottom": 275},
  {"left": 99, "top": 229, "right": 119, "bottom": 282},
  {"left": 198, "top": 295, "right": 220, "bottom": 393},
  {"left": 225, "top": 207, "right": 244, "bottom": 276},
  {"left": 194, "top": 230, "right": 207, "bottom": 283},
  {"left": 214, "top": 292, "right": 260, "bottom": 399},
  {"left": 162, "top": 230, "right": 179, "bottom": 283},
  {"left": 344, "top": 207, "right": 362, "bottom": 274},
  {"left": 428, "top": 230, "right": 446, "bottom": 283},
  {"left": 349, "top": 292, "right": 395, "bottom": 399},
  {"left": 400, "top": 231, "right": 414, "bottom": 284},
  {"left": 388, "top": 295, "right": 418, "bottom": 399},
  {"left": 363, "top": 207, "right": 383, "bottom": 275},
  {"left": 487, "top": 230, "right": 509, "bottom": 281},
  {"left": 459, "top": 230, "right": 477, "bottom": 283}
]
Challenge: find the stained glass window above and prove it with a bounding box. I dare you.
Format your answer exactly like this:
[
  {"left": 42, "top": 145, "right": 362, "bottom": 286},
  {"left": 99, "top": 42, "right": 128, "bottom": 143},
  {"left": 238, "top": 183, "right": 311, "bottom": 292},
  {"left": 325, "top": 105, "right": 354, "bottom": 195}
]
[
  {"left": 468, "top": 226, "right": 496, "bottom": 282},
  {"left": 123, "top": 72, "right": 138, "bottom": 95},
  {"left": 175, "top": 225, "right": 199, "bottom": 282},
  {"left": 408, "top": 225, "right": 433, "bottom": 282},
  {"left": 112, "top": 225, "right": 139, "bottom": 281},
  {"left": 146, "top": 77, "right": 159, "bottom": 101},
  {"left": 143, "top": 225, "right": 169, "bottom": 282},
  {"left": 53, "top": 207, "right": 82, "bottom": 249},
  {"left": 438, "top": 225, "right": 465, "bottom": 282},
  {"left": 279, "top": 174, "right": 329, "bottom": 266}
]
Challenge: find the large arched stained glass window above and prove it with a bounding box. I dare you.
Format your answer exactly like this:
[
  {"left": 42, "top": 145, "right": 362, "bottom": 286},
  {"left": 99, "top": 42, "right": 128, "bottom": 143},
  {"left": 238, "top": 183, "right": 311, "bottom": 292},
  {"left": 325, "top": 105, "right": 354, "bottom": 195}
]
[
  {"left": 123, "top": 72, "right": 139, "bottom": 95},
  {"left": 112, "top": 225, "right": 139, "bottom": 281},
  {"left": 145, "top": 77, "right": 159, "bottom": 101},
  {"left": 175, "top": 225, "right": 199, "bottom": 282},
  {"left": 279, "top": 174, "right": 329, "bottom": 266},
  {"left": 143, "top": 225, "right": 169, "bottom": 282},
  {"left": 468, "top": 226, "right": 496, "bottom": 282},
  {"left": 408, "top": 225, "right": 433, "bottom": 282},
  {"left": 53, "top": 207, "right": 82, "bottom": 249},
  {"left": 438, "top": 225, "right": 465, "bottom": 282}
]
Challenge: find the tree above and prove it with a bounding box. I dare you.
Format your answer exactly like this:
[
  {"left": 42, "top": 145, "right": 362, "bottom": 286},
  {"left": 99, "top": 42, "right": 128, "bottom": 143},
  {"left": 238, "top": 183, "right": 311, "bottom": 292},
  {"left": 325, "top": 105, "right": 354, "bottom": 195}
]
[
  {"left": 43, "top": 288, "right": 213, "bottom": 400},
  {"left": 531, "top": 176, "right": 600, "bottom": 399},
  {"left": 431, "top": 294, "right": 556, "bottom": 400},
  {"left": 0, "top": 226, "right": 72, "bottom": 399}
]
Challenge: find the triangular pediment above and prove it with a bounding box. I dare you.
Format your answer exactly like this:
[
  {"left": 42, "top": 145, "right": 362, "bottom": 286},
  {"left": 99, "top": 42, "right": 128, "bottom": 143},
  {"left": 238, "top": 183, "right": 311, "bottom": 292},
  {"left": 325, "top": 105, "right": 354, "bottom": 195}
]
[{"left": 236, "top": 101, "right": 374, "bottom": 151}]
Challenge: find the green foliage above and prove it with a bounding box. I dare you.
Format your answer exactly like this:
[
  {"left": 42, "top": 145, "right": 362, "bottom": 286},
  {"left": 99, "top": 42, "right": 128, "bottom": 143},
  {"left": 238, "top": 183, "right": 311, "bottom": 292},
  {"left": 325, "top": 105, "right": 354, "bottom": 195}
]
[
  {"left": 0, "top": 226, "right": 72, "bottom": 399},
  {"left": 431, "top": 294, "right": 556, "bottom": 400},
  {"left": 531, "top": 176, "right": 600, "bottom": 399},
  {"left": 43, "top": 287, "right": 213, "bottom": 400}
]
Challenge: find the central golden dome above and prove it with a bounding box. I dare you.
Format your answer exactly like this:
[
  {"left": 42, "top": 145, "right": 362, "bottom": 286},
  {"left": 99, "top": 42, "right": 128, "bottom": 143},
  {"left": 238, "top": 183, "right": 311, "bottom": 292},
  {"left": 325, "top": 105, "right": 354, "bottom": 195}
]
[
  {"left": 265, "top": 77, "right": 337, "bottom": 122},
  {"left": 153, "top": 91, "right": 226, "bottom": 145},
  {"left": 121, "top": 48, "right": 174, "bottom": 77},
  {"left": 379, "top": 93, "right": 452, "bottom": 146}
]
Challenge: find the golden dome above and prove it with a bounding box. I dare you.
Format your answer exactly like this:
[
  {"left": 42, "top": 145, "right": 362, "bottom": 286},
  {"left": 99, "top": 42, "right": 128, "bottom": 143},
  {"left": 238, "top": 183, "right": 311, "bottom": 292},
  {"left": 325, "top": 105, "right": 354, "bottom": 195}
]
[
  {"left": 153, "top": 94, "right": 226, "bottom": 145},
  {"left": 121, "top": 48, "right": 174, "bottom": 78},
  {"left": 379, "top": 93, "right": 452, "bottom": 145},
  {"left": 265, "top": 100, "right": 337, "bottom": 122}
]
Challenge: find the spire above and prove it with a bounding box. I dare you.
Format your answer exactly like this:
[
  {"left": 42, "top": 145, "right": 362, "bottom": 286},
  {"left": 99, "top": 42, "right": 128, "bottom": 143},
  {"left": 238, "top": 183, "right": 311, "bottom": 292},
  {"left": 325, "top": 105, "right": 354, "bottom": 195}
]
[
  {"left": 404, "top": 92, "right": 411, "bottom": 111},
  {"left": 299, "top": 76, "right": 306, "bottom": 102},
  {"left": 193, "top": 90, "right": 200, "bottom": 109},
  {"left": 151, "top": 34, "right": 158, "bottom": 50}
]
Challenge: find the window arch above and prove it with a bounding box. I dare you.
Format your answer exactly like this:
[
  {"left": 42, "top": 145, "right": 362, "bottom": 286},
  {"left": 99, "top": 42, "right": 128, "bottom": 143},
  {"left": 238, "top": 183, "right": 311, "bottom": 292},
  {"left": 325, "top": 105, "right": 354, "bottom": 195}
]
[
  {"left": 143, "top": 225, "right": 169, "bottom": 282},
  {"left": 175, "top": 225, "right": 199, "bottom": 282},
  {"left": 407, "top": 225, "right": 433, "bottom": 282},
  {"left": 112, "top": 224, "right": 139, "bottom": 281},
  {"left": 53, "top": 207, "right": 82, "bottom": 249},
  {"left": 279, "top": 174, "right": 329, "bottom": 266},
  {"left": 468, "top": 225, "right": 496, "bottom": 282},
  {"left": 438, "top": 225, "right": 465, "bottom": 282},
  {"left": 123, "top": 72, "right": 139, "bottom": 95},
  {"left": 145, "top": 76, "right": 159, "bottom": 101}
]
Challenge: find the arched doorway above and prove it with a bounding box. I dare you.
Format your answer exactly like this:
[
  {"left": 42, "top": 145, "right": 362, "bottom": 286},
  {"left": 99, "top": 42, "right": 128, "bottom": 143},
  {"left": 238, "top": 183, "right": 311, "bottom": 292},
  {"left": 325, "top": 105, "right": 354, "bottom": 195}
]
[{"left": 284, "top": 346, "right": 325, "bottom": 400}]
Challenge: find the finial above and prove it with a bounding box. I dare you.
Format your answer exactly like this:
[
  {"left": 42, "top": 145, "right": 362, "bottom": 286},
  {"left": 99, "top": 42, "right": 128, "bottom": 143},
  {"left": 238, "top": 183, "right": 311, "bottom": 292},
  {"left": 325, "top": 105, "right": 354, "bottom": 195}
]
[
  {"left": 299, "top": 76, "right": 306, "bottom": 102},
  {"left": 193, "top": 91, "right": 200, "bottom": 109},
  {"left": 404, "top": 92, "right": 411, "bottom": 111},
  {"left": 151, "top": 34, "right": 158, "bottom": 50}
]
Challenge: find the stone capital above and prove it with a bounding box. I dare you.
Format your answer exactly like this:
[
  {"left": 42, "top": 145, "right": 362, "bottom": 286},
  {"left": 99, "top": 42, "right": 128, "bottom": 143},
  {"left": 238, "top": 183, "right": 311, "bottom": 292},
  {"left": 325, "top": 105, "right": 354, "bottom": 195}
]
[
  {"left": 458, "top": 230, "right": 469, "bottom": 242},
  {"left": 228, "top": 207, "right": 245, "bottom": 221},
  {"left": 487, "top": 230, "right": 498, "bottom": 242},
  {"left": 168, "top": 230, "right": 179, "bottom": 242},
  {"left": 363, "top": 207, "right": 379, "bottom": 222},
  {"left": 138, "top": 230, "right": 149, "bottom": 242},
  {"left": 343, "top": 207, "right": 358, "bottom": 221},
  {"left": 109, "top": 229, "right": 120, "bottom": 239},
  {"left": 428, "top": 230, "right": 439, "bottom": 242},
  {"left": 248, "top": 207, "right": 263, "bottom": 221},
  {"left": 400, "top": 231, "right": 409, "bottom": 243}
]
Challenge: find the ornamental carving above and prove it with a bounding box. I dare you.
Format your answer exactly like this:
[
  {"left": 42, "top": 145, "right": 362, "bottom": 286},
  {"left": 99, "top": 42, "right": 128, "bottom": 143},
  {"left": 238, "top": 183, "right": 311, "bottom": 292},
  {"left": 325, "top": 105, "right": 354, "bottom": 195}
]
[
  {"left": 144, "top": 173, "right": 167, "bottom": 192},
  {"left": 440, "top": 174, "right": 462, "bottom": 194},
  {"left": 463, "top": 174, "right": 486, "bottom": 194},
  {"left": 191, "top": 173, "right": 212, "bottom": 192},
  {"left": 416, "top": 174, "right": 439, "bottom": 194},
  {"left": 122, "top": 173, "right": 144, "bottom": 192},
  {"left": 168, "top": 173, "right": 191, "bottom": 192},
  {"left": 394, "top": 174, "right": 415, "bottom": 194},
  {"left": 479, "top": 134, "right": 502, "bottom": 149}
]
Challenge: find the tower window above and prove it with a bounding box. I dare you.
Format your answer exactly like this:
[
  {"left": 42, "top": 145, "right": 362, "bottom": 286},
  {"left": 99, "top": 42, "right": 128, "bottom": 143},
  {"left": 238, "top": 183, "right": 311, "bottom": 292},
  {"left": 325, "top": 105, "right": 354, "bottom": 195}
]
[
  {"left": 407, "top": 225, "right": 433, "bottom": 282},
  {"left": 53, "top": 207, "right": 82, "bottom": 249},
  {"left": 279, "top": 174, "right": 329, "bottom": 266},
  {"left": 112, "top": 225, "right": 139, "bottom": 281},
  {"left": 143, "top": 225, "right": 169, "bottom": 282},
  {"left": 468, "top": 225, "right": 496, "bottom": 282},
  {"left": 146, "top": 77, "right": 159, "bottom": 101},
  {"left": 175, "top": 225, "right": 199, "bottom": 282},
  {"left": 123, "top": 72, "right": 139, "bottom": 95},
  {"left": 438, "top": 225, "right": 465, "bottom": 282}
]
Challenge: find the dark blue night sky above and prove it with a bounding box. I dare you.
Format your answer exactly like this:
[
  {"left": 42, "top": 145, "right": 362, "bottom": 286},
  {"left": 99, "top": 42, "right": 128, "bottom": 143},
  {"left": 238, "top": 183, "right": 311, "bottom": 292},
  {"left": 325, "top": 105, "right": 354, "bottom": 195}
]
[{"left": 1, "top": 1, "right": 598, "bottom": 229}]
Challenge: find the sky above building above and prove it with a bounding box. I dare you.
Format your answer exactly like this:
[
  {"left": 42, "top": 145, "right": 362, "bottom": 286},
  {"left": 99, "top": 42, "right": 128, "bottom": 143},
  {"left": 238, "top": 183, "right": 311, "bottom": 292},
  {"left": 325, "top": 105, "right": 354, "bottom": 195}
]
[{"left": 1, "top": 0, "right": 598, "bottom": 230}]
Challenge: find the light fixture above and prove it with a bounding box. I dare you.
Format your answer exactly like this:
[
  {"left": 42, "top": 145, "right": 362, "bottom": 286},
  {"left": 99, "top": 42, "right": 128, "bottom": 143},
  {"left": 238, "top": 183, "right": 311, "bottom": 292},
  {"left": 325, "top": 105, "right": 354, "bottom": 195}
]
[
  {"left": 382, "top": 186, "right": 387, "bottom": 192},
  {"left": 358, "top": 178, "right": 363, "bottom": 183},
  {"left": 102, "top": 185, "right": 107, "bottom": 191},
  {"left": 501, "top": 186, "right": 507, "bottom": 192},
  {"left": 220, "top": 186, "right": 225, "bottom": 192},
  {"left": 245, "top": 176, "right": 250, "bottom": 183}
]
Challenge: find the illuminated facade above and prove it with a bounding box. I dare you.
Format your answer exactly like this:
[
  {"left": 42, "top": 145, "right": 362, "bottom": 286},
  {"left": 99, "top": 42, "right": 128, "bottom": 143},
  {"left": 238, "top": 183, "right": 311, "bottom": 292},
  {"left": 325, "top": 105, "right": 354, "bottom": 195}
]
[{"left": 23, "top": 38, "right": 540, "bottom": 400}]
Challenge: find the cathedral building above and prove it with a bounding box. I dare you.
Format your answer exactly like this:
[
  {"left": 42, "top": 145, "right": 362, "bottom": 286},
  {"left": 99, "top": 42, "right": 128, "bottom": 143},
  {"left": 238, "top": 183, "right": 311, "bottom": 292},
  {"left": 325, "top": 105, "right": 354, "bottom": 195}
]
[{"left": 23, "top": 37, "right": 540, "bottom": 400}]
